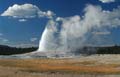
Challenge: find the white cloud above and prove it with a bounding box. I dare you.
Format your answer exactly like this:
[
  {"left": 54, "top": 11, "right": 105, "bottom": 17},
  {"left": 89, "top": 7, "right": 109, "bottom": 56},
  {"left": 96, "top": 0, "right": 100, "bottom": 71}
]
[
  {"left": 1, "top": 4, "right": 39, "bottom": 18},
  {"left": 18, "top": 19, "right": 27, "bottom": 22},
  {"left": 30, "top": 38, "right": 37, "bottom": 42},
  {"left": 99, "top": 0, "right": 115, "bottom": 3},
  {"left": 1, "top": 4, "right": 55, "bottom": 19}
]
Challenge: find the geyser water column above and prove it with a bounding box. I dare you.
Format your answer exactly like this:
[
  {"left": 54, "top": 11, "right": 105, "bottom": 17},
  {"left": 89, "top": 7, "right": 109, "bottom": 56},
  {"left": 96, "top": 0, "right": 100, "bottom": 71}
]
[
  {"left": 38, "top": 19, "right": 67, "bottom": 52},
  {"left": 38, "top": 20, "right": 56, "bottom": 52}
]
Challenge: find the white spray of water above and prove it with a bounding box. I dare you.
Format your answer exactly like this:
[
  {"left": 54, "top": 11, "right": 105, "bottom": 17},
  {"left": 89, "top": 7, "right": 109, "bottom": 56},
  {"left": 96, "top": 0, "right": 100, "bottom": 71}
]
[
  {"left": 37, "top": 4, "right": 120, "bottom": 55},
  {"left": 38, "top": 20, "right": 56, "bottom": 52}
]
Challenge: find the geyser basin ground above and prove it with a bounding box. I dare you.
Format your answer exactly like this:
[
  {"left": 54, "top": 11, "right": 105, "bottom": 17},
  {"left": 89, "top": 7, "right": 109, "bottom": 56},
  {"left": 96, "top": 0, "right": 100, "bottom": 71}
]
[
  {"left": 0, "top": 55, "right": 120, "bottom": 77},
  {"left": 0, "top": 50, "right": 81, "bottom": 59}
]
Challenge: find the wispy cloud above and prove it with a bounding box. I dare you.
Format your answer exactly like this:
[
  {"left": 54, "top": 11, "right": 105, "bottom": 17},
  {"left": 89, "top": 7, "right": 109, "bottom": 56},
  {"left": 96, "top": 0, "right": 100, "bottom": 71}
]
[
  {"left": 30, "top": 37, "right": 38, "bottom": 42},
  {"left": 0, "top": 38, "right": 9, "bottom": 43},
  {"left": 0, "top": 33, "right": 3, "bottom": 36},
  {"left": 2, "top": 39, "right": 9, "bottom": 42},
  {"left": 13, "top": 43, "right": 38, "bottom": 48},
  {"left": 99, "top": 0, "right": 115, "bottom": 3},
  {"left": 92, "top": 31, "right": 111, "bottom": 35},
  {"left": 0, "top": 33, "right": 9, "bottom": 43},
  {"left": 18, "top": 19, "right": 27, "bottom": 22}
]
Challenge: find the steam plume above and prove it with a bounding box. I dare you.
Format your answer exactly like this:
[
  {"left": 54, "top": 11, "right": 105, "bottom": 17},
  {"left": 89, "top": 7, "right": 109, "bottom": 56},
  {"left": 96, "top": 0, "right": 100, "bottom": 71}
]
[{"left": 38, "top": 4, "right": 120, "bottom": 54}]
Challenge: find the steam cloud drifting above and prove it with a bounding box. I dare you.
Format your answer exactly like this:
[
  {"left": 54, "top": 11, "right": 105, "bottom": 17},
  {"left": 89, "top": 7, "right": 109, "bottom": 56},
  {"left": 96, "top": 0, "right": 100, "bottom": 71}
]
[{"left": 38, "top": 4, "right": 120, "bottom": 54}]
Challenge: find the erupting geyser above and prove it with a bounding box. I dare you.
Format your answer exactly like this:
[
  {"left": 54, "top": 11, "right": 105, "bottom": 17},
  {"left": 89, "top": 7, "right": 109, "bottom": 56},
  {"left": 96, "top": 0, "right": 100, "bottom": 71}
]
[
  {"left": 36, "top": 4, "right": 120, "bottom": 57},
  {"left": 38, "top": 20, "right": 61, "bottom": 52},
  {"left": 38, "top": 28, "right": 47, "bottom": 52}
]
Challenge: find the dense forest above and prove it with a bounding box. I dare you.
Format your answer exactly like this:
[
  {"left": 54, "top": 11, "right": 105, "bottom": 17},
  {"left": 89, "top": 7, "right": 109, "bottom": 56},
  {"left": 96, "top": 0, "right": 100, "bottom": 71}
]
[
  {"left": 0, "top": 45, "right": 37, "bottom": 55},
  {"left": 73, "top": 45, "right": 120, "bottom": 55},
  {"left": 0, "top": 45, "right": 120, "bottom": 55},
  {"left": 97, "top": 45, "right": 120, "bottom": 54}
]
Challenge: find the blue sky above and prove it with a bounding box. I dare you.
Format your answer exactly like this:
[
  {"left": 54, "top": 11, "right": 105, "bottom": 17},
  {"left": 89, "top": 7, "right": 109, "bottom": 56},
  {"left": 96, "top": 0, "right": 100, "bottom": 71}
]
[{"left": 0, "top": 0, "right": 120, "bottom": 47}]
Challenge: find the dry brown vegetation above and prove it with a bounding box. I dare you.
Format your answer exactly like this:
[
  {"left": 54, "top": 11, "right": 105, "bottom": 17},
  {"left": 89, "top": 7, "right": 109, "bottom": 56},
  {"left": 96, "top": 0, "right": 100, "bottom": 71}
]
[
  {"left": 1, "top": 54, "right": 120, "bottom": 77},
  {"left": 0, "top": 58, "right": 120, "bottom": 75}
]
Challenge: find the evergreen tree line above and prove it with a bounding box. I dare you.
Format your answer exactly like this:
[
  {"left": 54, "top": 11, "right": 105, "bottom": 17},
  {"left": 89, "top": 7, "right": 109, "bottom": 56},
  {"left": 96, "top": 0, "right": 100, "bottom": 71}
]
[
  {"left": 97, "top": 46, "right": 120, "bottom": 54},
  {"left": 74, "top": 45, "right": 120, "bottom": 55},
  {"left": 0, "top": 45, "right": 120, "bottom": 55},
  {"left": 0, "top": 45, "right": 38, "bottom": 55}
]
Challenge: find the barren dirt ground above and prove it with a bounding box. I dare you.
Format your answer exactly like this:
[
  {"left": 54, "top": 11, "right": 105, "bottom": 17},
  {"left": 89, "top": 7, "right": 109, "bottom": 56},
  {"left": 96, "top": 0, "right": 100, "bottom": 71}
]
[{"left": 0, "top": 55, "right": 120, "bottom": 77}]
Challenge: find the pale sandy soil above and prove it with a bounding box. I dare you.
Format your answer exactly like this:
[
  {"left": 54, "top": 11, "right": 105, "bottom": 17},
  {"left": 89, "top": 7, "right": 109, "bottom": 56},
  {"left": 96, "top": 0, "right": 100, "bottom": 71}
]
[{"left": 0, "top": 55, "right": 120, "bottom": 77}]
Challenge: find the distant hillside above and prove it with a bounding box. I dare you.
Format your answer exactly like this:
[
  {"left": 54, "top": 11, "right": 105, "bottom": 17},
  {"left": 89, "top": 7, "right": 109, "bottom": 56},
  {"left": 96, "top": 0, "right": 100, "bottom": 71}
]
[{"left": 0, "top": 45, "right": 38, "bottom": 55}]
